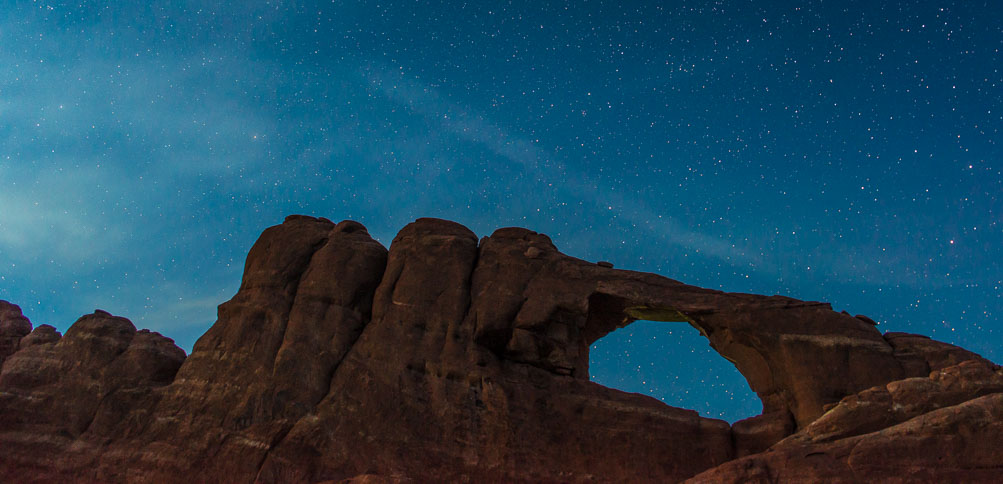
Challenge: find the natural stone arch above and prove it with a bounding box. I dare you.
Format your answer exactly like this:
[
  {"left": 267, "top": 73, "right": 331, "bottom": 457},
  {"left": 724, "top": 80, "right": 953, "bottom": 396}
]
[
  {"left": 577, "top": 293, "right": 705, "bottom": 378},
  {"left": 573, "top": 285, "right": 906, "bottom": 430},
  {"left": 587, "top": 317, "right": 761, "bottom": 422},
  {"left": 0, "top": 216, "right": 996, "bottom": 483},
  {"left": 580, "top": 292, "right": 769, "bottom": 428}
]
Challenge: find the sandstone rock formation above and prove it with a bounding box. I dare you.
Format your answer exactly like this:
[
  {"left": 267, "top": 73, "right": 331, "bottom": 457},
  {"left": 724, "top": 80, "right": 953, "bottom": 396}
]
[
  {"left": 688, "top": 362, "right": 1003, "bottom": 483},
  {"left": 0, "top": 301, "right": 33, "bottom": 365},
  {"left": 0, "top": 215, "right": 999, "bottom": 483}
]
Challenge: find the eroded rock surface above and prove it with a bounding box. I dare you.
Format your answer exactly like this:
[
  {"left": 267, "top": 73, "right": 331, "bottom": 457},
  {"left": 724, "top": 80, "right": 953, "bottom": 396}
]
[
  {"left": 688, "top": 364, "right": 1003, "bottom": 483},
  {"left": 0, "top": 215, "right": 999, "bottom": 483},
  {"left": 0, "top": 309, "right": 185, "bottom": 482},
  {"left": 0, "top": 301, "right": 32, "bottom": 365}
]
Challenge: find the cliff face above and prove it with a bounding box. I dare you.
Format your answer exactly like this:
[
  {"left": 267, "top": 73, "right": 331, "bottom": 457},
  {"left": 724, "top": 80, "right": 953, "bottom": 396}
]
[{"left": 0, "top": 215, "right": 999, "bottom": 483}]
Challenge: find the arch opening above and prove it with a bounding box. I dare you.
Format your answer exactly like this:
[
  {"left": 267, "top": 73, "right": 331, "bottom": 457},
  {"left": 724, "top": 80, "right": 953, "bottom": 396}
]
[{"left": 588, "top": 320, "right": 761, "bottom": 423}]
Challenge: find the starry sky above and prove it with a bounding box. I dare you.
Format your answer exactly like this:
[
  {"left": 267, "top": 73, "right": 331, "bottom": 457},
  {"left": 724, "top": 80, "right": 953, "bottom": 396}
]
[{"left": 1, "top": 1, "right": 1000, "bottom": 423}]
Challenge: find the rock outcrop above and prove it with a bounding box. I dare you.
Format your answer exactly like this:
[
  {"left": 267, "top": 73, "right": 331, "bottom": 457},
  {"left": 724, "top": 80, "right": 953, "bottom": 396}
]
[
  {"left": 0, "top": 308, "right": 186, "bottom": 482},
  {"left": 0, "top": 301, "right": 32, "bottom": 365},
  {"left": 0, "top": 215, "right": 999, "bottom": 482},
  {"left": 688, "top": 364, "right": 1003, "bottom": 483}
]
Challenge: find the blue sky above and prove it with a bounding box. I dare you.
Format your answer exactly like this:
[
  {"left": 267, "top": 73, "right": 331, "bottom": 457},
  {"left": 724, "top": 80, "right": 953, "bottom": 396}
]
[{"left": 1, "top": 1, "right": 1000, "bottom": 422}]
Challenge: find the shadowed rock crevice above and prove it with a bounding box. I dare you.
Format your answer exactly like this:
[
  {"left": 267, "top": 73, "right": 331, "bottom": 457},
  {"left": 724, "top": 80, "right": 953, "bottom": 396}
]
[
  {"left": 271, "top": 219, "right": 389, "bottom": 415},
  {"left": 0, "top": 215, "right": 998, "bottom": 483}
]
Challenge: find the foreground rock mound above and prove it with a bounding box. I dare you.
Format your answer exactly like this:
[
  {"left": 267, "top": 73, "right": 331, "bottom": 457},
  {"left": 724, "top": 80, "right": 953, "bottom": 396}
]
[{"left": 0, "top": 215, "right": 999, "bottom": 483}]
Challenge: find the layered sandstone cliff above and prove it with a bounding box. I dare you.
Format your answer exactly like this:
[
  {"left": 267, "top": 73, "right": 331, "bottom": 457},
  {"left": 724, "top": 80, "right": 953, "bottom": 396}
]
[{"left": 1, "top": 216, "right": 999, "bottom": 482}]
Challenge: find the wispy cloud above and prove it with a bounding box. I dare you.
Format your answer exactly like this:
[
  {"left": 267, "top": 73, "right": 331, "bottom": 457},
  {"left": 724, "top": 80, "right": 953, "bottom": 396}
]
[
  {"left": 362, "top": 63, "right": 552, "bottom": 173},
  {"left": 0, "top": 164, "right": 130, "bottom": 261},
  {"left": 359, "top": 61, "right": 763, "bottom": 267}
]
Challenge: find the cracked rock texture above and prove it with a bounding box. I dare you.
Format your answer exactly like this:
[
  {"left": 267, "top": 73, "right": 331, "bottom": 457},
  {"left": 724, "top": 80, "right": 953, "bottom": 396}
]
[{"left": 0, "top": 216, "right": 999, "bottom": 482}]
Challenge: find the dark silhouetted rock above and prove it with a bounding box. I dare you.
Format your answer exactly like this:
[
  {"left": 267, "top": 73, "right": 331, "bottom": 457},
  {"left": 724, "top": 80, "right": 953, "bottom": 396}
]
[
  {"left": 19, "top": 324, "right": 62, "bottom": 348},
  {"left": 0, "top": 301, "right": 32, "bottom": 365},
  {"left": 0, "top": 215, "right": 999, "bottom": 483}
]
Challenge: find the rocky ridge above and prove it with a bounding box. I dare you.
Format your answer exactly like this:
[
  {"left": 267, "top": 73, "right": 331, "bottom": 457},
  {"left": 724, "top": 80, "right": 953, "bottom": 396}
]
[{"left": 0, "top": 215, "right": 999, "bottom": 482}]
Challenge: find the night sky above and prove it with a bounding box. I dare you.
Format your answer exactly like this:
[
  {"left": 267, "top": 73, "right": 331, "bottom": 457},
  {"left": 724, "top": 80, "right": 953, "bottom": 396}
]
[{"left": 2, "top": 1, "right": 1000, "bottom": 423}]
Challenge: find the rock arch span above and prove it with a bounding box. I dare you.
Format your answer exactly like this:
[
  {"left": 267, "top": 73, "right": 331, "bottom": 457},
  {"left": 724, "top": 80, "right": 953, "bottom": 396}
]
[
  {"left": 587, "top": 318, "right": 761, "bottom": 422},
  {"left": 0, "top": 215, "right": 996, "bottom": 483}
]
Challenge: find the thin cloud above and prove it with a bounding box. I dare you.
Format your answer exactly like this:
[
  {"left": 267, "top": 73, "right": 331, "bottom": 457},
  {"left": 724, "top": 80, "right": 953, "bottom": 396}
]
[{"left": 360, "top": 61, "right": 763, "bottom": 267}]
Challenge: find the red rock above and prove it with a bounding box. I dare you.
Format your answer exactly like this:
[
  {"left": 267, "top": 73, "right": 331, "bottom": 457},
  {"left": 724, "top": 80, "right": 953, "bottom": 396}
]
[
  {"left": 688, "top": 389, "right": 1003, "bottom": 483},
  {"left": 884, "top": 331, "right": 991, "bottom": 374},
  {"left": 731, "top": 410, "right": 796, "bottom": 457},
  {"left": 854, "top": 314, "right": 878, "bottom": 325},
  {"left": 19, "top": 324, "right": 62, "bottom": 348},
  {"left": 0, "top": 300, "right": 32, "bottom": 365},
  {"left": 0, "top": 310, "right": 186, "bottom": 483},
  {"left": 0, "top": 215, "right": 998, "bottom": 483},
  {"left": 784, "top": 358, "right": 1003, "bottom": 446}
]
